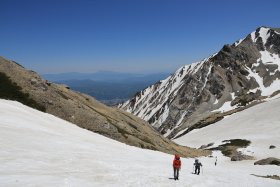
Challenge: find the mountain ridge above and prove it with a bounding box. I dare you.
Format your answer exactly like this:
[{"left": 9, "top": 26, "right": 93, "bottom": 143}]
[{"left": 120, "top": 26, "right": 280, "bottom": 139}]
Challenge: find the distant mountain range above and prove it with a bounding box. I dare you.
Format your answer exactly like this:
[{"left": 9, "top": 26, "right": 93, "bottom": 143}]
[
  {"left": 43, "top": 71, "right": 170, "bottom": 105},
  {"left": 43, "top": 71, "right": 170, "bottom": 82}
]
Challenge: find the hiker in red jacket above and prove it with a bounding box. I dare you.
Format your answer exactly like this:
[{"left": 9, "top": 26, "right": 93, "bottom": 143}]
[{"left": 173, "top": 154, "right": 181, "bottom": 180}]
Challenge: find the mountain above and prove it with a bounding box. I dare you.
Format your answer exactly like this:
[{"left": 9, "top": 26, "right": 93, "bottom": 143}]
[
  {"left": 1, "top": 99, "right": 279, "bottom": 186},
  {"left": 0, "top": 56, "right": 207, "bottom": 157},
  {"left": 119, "top": 27, "right": 280, "bottom": 139}
]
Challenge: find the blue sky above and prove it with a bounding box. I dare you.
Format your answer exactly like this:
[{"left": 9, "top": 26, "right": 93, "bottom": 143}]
[{"left": 1, "top": 0, "right": 280, "bottom": 74}]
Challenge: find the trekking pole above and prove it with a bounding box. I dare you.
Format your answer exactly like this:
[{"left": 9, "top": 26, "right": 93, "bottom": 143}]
[
  {"left": 202, "top": 167, "right": 204, "bottom": 175},
  {"left": 192, "top": 165, "right": 194, "bottom": 173}
]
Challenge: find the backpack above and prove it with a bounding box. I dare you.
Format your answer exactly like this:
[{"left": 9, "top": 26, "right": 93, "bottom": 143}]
[{"left": 173, "top": 158, "right": 181, "bottom": 168}]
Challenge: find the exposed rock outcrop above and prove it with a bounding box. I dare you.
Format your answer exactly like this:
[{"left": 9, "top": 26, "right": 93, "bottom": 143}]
[{"left": 254, "top": 157, "right": 280, "bottom": 166}]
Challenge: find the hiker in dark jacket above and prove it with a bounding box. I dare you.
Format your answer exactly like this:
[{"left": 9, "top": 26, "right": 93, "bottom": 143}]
[
  {"left": 215, "top": 156, "right": 217, "bottom": 166},
  {"left": 194, "top": 159, "right": 202, "bottom": 175}
]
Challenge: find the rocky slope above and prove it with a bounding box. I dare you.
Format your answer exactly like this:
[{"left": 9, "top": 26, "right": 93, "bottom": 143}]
[
  {"left": 120, "top": 26, "right": 280, "bottom": 139},
  {"left": 0, "top": 56, "right": 209, "bottom": 157}
]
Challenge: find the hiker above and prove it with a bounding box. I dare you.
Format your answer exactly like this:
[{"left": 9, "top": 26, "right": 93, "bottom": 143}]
[
  {"left": 215, "top": 156, "right": 217, "bottom": 166},
  {"left": 173, "top": 154, "right": 181, "bottom": 180},
  {"left": 194, "top": 159, "right": 202, "bottom": 175}
]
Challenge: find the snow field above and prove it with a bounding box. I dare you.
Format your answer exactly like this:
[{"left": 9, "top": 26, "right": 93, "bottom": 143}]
[{"left": 0, "top": 99, "right": 279, "bottom": 186}]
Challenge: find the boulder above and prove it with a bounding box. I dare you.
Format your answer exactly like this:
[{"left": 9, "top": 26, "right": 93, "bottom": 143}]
[
  {"left": 231, "top": 152, "right": 253, "bottom": 161},
  {"left": 254, "top": 157, "right": 280, "bottom": 166}
]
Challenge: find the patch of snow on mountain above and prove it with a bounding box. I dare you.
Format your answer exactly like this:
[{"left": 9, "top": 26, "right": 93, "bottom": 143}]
[
  {"left": 192, "top": 61, "right": 203, "bottom": 74},
  {"left": 128, "top": 61, "right": 207, "bottom": 122},
  {"left": 231, "top": 92, "right": 236, "bottom": 100},
  {"left": 259, "top": 50, "right": 280, "bottom": 73},
  {"left": 212, "top": 101, "right": 236, "bottom": 113},
  {"left": 213, "top": 98, "right": 219, "bottom": 105},
  {"left": 192, "top": 53, "right": 216, "bottom": 74},
  {"left": 250, "top": 27, "right": 271, "bottom": 45},
  {"left": 251, "top": 31, "right": 257, "bottom": 42},
  {"left": 141, "top": 66, "right": 191, "bottom": 121},
  {"left": 246, "top": 51, "right": 280, "bottom": 96},
  {"left": 135, "top": 86, "right": 153, "bottom": 108},
  {"left": 234, "top": 38, "right": 245, "bottom": 46},
  {"left": 202, "top": 65, "right": 212, "bottom": 91},
  {"left": 246, "top": 67, "right": 266, "bottom": 92},
  {"left": 156, "top": 105, "right": 169, "bottom": 128},
  {"left": 175, "top": 111, "right": 188, "bottom": 127},
  {"left": 258, "top": 27, "right": 270, "bottom": 46}
]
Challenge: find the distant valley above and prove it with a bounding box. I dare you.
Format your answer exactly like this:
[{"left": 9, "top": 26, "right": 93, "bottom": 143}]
[{"left": 43, "top": 71, "right": 170, "bottom": 105}]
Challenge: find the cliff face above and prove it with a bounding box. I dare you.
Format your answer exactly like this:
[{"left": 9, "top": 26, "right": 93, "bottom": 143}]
[
  {"left": 0, "top": 56, "right": 209, "bottom": 157},
  {"left": 120, "top": 27, "right": 280, "bottom": 139}
]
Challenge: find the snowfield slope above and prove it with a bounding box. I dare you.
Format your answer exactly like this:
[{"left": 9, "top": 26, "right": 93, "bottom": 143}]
[
  {"left": 0, "top": 99, "right": 279, "bottom": 187},
  {"left": 175, "top": 96, "right": 280, "bottom": 160},
  {"left": 120, "top": 26, "right": 280, "bottom": 139}
]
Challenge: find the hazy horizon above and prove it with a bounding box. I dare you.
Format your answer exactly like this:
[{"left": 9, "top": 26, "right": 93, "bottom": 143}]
[{"left": 41, "top": 70, "right": 173, "bottom": 75}]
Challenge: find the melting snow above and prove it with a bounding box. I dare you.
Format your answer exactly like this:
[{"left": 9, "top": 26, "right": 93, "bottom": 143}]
[
  {"left": 201, "top": 65, "right": 212, "bottom": 91},
  {"left": 258, "top": 27, "right": 270, "bottom": 46},
  {"left": 213, "top": 98, "right": 219, "bottom": 105},
  {"left": 251, "top": 31, "right": 257, "bottom": 42},
  {"left": 211, "top": 92, "right": 237, "bottom": 112},
  {"left": 212, "top": 101, "right": 236, "bottom": 113},
  {"left": 175, "top": 111, "right": 188, "bottom": 127},
  {"left": 250, "top": 27, "right": 271, "bottom": 46},
  {"left": 259, "top": 50, "right": 280, "bottom": 73},
  {"left": 231, "top": 92, "right": 236, "bottom": 100},
  {"left": 245, "top": 47, "right": 280, "bottom": 96},
  {"left": 234, "top": 38, "right": 245, "bottom": 46},
  {"left": 155, "top": 105, "right": 169, "bottom": 128}
]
